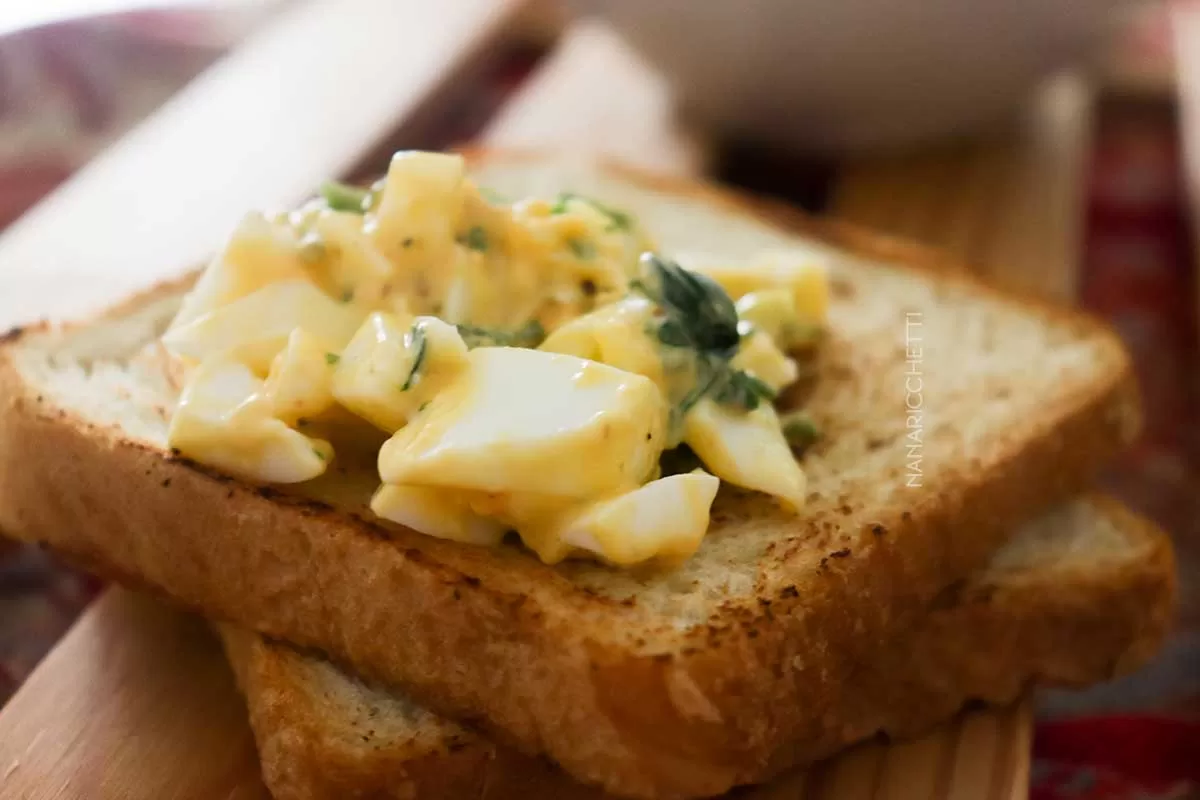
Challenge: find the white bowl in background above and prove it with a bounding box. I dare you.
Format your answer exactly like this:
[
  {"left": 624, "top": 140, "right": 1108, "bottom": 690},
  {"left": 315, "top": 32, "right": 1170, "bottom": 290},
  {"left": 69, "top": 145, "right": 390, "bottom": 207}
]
[{"left": 569, "top": 0, "right": 1124, "bottom": 154}]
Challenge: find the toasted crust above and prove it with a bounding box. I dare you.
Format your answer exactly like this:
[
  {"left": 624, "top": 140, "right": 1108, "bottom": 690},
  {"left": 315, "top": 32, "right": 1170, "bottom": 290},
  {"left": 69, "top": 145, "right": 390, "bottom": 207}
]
[
  {"left": 0, "top": 153, "right": 1140, "bottom": 797},
  {"left": 216, "top": 495, "right": 1175, "bottom": 800}
]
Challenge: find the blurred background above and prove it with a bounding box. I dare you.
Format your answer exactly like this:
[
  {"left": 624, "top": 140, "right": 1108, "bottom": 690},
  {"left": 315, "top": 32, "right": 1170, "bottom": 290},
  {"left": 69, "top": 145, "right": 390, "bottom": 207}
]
[{"left": 0, "top": 1, "right": 1195, "bottom": 797}]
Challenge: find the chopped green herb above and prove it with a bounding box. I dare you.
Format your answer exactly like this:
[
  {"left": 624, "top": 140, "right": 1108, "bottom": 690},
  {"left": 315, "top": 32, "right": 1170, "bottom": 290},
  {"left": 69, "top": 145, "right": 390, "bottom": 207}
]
[
  {"left": 549, "top": 193, "right": 574, "bottom": 215},
  {"left": 780, "top": 410, "right": 820, "bottom": 453},
  {"left": 312, "top": 447, "right": 326, "bottom": 461},
  {"left": 402, "top": 237, "right": 415, "bottom": 249},
  {"left": 401, "top": 325, "right": 428, "bottom": 391},
  {"left": 458, "top": 226, "right": 488, "bottom": 252},
  {"left": 514, "top": 319, "right": 546, "bottom": 347},
  {"left": 674, "top": 354, "right": 725, "bottom": 418},
  {"left": 321, "top": 181, "right": 370, "bottom": 213},
  {"left": 418, "top": 401, "right": 430, "bottom": 412},
  {"left": 568, "top": 238, "right": 596, "bottom": 259},
  {"left": 456, "top": 320, "right": 545, "bottom": 349},
  {"left": 340, "top": 288, "right": 355, "bottom": 303},
  {"left": 632, "top": 254, "right": 740, "bottom": 357},
  {"left": 550, "top": 192, "right": 633, "bottom": 231},
  {"left": 633, "top": 254, "right": 781, "bottom": 421},
  {"left": 714, "top": 370, "right": 776, "bottom": 412},
  {"left": 324, "top": 353, "right": 340, "bottom": 366}
]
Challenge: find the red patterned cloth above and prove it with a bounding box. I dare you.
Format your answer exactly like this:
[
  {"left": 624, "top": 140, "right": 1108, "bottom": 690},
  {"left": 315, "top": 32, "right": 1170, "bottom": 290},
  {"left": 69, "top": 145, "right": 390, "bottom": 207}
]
[
  {"left": 1033, "top": 18, "right": 1200, "bottom": 798},
  {"left": 0, "top": 9, "right": 235, "bottom": 694},
  {"left": 1033, "top": 716, "right": 1200, "bottom": 800}
]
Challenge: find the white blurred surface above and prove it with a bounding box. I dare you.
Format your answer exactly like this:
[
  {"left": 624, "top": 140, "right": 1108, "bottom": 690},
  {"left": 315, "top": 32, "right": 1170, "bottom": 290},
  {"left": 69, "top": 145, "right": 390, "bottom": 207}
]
[
  {"left": 0, "top": 0, "right": 268, "bottom": 37},
  {"left": 571, "top": 0, "right": 1126, "bottom": 154}
]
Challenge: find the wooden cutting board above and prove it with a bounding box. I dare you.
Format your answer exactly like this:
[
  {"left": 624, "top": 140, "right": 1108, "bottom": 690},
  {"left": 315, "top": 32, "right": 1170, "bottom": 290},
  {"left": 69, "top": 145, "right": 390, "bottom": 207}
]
[
  {"left": 0, "top": 589, "right": 1031, "bottom": 800},
  {"left": 0, "top": 2, "right": 1094, "bottom": 797}
]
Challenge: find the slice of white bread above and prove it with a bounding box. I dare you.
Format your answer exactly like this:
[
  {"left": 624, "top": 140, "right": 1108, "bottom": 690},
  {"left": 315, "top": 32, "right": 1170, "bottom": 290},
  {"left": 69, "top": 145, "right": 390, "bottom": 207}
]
[
  {"left": 0, "top": 153, "right": 1140, "bottom": 797},
  {"left": 217, "top": 496, "right": 1175, "bottom": 800}
]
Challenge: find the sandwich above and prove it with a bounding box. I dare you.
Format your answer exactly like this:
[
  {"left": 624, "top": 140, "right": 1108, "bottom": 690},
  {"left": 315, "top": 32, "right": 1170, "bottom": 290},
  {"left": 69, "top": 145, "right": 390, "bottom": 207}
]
[
  {"left": 0, "top": 150, "right": 1161, "bottom": 798},
  {"left": 217, "top": 495, "right": 1174, "bottom": 800}
]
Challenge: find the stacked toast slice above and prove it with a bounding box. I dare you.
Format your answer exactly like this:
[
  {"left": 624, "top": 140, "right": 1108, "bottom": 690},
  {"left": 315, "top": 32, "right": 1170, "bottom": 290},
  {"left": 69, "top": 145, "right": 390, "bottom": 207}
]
[{"left": 0, "top": 153, "right": 1171, "bottom": 798}]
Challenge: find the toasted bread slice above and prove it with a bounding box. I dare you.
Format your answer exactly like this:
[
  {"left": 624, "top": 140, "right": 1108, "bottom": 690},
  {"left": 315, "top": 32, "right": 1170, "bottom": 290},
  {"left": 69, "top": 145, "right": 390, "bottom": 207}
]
[
  {"left": 218, "top": 495, "right": 1174, "bottom": 800},
  {"left": 0, "top": 154, "right": 1139, "bottom": 797}
]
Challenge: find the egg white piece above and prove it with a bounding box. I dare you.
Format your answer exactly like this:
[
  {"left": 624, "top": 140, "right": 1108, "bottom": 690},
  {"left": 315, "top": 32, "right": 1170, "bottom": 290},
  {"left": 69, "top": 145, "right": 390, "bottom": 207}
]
[
  {"left": 371, "top": 484, "right": 507, "bottom": 546},
  {"left": 162, "top": 279, "right": 363, "bottom": 374},
  {"left": 378, "top": 347, "right": 667, "bottom": 498},
  {"left": 683, "top": 398, "right": 806, "bottom": 510},
  {"left": 556, "top": 471, "right": 720, "bottom": 566},
  {"left": 169, "top": 358, "right": 331, "bottom": 484}
]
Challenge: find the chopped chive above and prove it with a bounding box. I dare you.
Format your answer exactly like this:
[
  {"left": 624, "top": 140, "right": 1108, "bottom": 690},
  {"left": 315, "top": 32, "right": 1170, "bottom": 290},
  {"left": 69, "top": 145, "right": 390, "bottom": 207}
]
[
  {"left": 550, "top": 192, "right": 633, "bottom": 231},
  {"left": 458, "top": 226, "right": 488, "bottom": 252},
  {"left": 401, "top": 325, "right": 428, "bottom": 391},
  {"left": 340, "top": 288, "right": 355, "bottom": 303},
  {"left": 455, "top": 320, "right": 545, "bottom": 349},
  {"left": 402, "top": 237, "right": 415, "bottom": 249},
  {"left": 324, "top": 353, "right": 340, "bottom": 366},
  {"left": 549, "top": 193, "right": 574, "bottom": 215},
  {"left": 714, "top": 370, "right": 776, "bottom": 412},
  {"left": 320, "top": 181, "right": 370, "bottom": 213},
  {"left": 780, "top": 410, "right": 820, "bottom": 453},
  {"left": 312, "top": 447, "right": 326, "bottom": 461}
]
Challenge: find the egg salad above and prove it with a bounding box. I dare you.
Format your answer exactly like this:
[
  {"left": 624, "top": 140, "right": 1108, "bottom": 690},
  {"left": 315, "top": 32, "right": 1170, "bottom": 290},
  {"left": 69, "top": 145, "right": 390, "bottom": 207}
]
[{"left": 162, "top": 151, "right": 829, "bottom": 569}]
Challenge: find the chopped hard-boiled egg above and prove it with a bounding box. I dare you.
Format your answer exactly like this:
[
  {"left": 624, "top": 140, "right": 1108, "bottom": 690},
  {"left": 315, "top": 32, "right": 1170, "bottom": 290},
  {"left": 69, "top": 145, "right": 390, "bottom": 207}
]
[
  {"left": 732, "top": 329, "right": 799, "bottom": 392},
  {"left": 685, "top": 251, "right": 829, "bottom": 326},
  {"left": 508, "top": 196, "right": 631, "bottom": 294},
  {"left": 162, "top": 280, "right": 363, "bottom": 374},
  {"left": 533, "top": 471, "right": 719, "bottom": 566},
  {"left": 371, "top": 484, "right": 507, "bottom": 545},
  {"left": 170, "top": 212, "right": 310, "bottom": 330},
  {"left": 159, "top": 151, "right": 828, "bottom": 570},
  {"left": 683, "top": 398, "right": 806, "bottom": 510},
  {"left": 378, "top": 347, "right": 667, "bottom": 498},
  {"left": 332, "top": 312, "right": 469, "bottom": 433},
  {"left": 262, "top": 328, "right": 338, "bottom": 425},
  {"left": 168, "top": 358, "right": 332, "bottom": 483}
]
